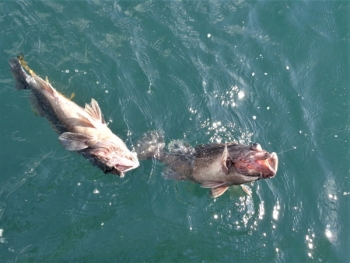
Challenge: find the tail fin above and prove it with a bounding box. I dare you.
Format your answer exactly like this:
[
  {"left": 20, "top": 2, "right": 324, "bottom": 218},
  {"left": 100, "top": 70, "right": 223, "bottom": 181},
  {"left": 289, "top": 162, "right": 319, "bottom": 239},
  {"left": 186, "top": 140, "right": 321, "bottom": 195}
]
[
  {"left": 135, "top": 131, "right": 165, "bottom": 160},
  {"left": 8, "top": 57, "right": 29, "bottom": 90}
]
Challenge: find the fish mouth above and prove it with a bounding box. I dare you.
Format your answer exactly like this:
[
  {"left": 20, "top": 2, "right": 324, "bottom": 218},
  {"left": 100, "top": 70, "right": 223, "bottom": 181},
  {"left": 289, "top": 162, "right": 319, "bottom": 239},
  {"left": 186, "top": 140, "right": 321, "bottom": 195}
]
[
  {"left": 267, "top": 152, "right": 278, "bottom": 175},
  {"left": 233, "top": 151, "right": 278, "bottom": 179},
  {"left": 114, "top": 153, "right": 140, "bottom": 176},
  {"left": 256, "top": 152, "right": 278, "bottom": 178}
]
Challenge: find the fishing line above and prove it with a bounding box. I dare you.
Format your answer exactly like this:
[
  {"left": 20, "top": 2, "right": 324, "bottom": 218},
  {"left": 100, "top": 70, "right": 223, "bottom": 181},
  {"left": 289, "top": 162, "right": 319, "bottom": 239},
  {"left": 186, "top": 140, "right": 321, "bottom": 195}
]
[{"left": 276, "top": 126, "right": 349, "bottom": 155}]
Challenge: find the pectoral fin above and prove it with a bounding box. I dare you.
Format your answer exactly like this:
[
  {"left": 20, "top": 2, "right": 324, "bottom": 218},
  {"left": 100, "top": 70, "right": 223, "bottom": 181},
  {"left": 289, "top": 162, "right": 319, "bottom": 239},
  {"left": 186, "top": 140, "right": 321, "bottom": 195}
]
[
  {"left": 200, "top": 181, "right": 229, "bottom": 198},
  {"left": 59, "top": 132, "right": 94, "bottom": 151},
  {"left": 221, "top": 144, "right": 229, "bottom": 174},
  {"left": 241, "top": 185, "right": 252, "bottom": 196},
  {"left": 210, "top": 186, "right": 229, "bottom": 198},
  {"left": 200, "top": 181, "right": 227, "bottom": 189}
]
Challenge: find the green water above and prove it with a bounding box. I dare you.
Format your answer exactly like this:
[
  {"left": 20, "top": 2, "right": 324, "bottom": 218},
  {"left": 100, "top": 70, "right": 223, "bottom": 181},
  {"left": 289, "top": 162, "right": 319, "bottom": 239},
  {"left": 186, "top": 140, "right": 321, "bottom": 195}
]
[{"left": 0, "top": 1, "right": 349, "bottom": 262}]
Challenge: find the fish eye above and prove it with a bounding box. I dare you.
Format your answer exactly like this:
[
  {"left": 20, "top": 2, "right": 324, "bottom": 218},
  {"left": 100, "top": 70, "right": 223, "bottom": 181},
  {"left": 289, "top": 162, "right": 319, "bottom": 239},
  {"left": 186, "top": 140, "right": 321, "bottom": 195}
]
[{"left": 251, "top": 143, "right": 262, "bottom": 151}]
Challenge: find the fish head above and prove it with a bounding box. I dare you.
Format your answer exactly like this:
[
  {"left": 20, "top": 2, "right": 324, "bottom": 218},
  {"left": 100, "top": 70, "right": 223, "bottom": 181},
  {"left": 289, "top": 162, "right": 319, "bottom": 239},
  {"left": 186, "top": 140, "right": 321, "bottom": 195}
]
[
  {"left": 88, "top": 142, "right": 140, "bottom": 177},
  {"left": 232, "top": 143, "right": 278, "bottom": 179}
]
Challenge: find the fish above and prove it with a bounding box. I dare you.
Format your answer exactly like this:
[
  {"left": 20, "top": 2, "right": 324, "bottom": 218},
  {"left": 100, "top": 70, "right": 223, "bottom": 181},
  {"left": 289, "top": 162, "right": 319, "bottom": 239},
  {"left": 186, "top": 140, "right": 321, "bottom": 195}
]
[
  {"left": 136, "top": 131, "right": 278, "bottom": 198},
  {"left": 9, "top": 55, "right": 139, "bottom": 177}
]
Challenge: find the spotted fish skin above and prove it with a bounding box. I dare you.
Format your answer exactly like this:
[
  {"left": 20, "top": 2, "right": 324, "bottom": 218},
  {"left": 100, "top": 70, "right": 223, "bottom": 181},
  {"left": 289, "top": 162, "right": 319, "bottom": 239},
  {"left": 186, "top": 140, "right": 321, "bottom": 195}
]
[{"left": 136, "top": 131, "right": 278, "bottom": 197}]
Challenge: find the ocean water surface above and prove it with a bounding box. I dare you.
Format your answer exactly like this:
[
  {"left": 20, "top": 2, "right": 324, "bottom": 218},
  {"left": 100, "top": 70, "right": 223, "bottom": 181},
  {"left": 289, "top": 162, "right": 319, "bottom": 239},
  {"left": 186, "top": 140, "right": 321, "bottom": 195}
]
[{"left": 0, "top": 1, "right": 349, "bottom": 262}]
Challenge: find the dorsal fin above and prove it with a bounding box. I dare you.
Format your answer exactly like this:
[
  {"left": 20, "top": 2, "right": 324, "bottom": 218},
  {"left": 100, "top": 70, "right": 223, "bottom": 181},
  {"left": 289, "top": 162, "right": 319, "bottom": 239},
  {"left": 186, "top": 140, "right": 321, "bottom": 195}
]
[{"left": 84, "top": 99, "right": 105, "bottom": 124}]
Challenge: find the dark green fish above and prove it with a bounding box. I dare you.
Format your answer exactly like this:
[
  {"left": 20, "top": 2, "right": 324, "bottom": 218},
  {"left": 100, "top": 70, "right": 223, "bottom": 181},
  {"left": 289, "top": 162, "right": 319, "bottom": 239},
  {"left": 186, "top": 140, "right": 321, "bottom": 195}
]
[{"left": 136, "top": 131, "right": 278, "bottom": 197}]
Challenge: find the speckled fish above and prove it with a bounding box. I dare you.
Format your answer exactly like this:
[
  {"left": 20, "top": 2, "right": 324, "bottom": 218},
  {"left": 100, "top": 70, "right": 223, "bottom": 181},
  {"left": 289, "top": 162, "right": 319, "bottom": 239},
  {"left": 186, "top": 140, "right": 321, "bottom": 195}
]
[
  {"left": 9, "top": 55, "right": 139, "bottom": 177},
  {"left": 136, "top": 131, "right": 278, "bottom": 198}
]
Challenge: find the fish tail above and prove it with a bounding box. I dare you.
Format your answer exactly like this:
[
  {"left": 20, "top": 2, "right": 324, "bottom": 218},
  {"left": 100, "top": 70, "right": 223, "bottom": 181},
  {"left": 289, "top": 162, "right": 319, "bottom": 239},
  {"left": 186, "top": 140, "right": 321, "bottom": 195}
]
[
  {"left": 8, "top": 57, "right": 30, "bottom": 90},
  {"left": 135, "top": 131, "right": 165, "bottom": 160}
]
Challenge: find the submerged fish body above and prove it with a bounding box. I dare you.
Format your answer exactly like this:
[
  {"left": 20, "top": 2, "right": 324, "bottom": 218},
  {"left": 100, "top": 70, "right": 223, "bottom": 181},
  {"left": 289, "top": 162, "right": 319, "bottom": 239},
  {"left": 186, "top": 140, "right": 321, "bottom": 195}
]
[
  {"left": 136, "top": 131, "right": 278, "bottom": 197},
  {"left": 9, "top": 56, "right": 139, "bottom": 176}
]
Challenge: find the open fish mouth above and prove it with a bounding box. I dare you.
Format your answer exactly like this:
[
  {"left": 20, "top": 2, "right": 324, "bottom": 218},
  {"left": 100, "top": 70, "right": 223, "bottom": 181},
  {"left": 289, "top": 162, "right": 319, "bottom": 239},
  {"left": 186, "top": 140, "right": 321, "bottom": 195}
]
[
  {"left": 267, "top": 152, "right": 278, "bottom": 175},
  {"left": 234, "top": 150, "right": 278, "bottom": 179},
  {"left": 256, "top": 152, "right": 278, "bottom": 178}
]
